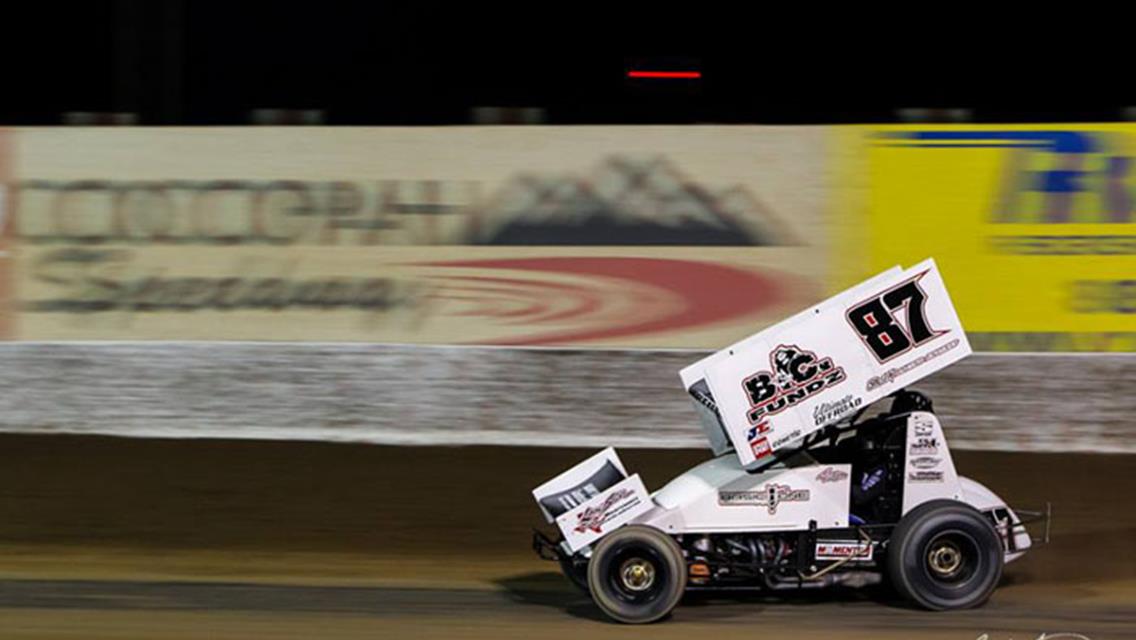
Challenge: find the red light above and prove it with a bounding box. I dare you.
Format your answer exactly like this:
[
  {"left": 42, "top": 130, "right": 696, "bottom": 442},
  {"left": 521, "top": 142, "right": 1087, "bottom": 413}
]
[{"left": 626, "top": 70, "right": 701, "bottom": 79}]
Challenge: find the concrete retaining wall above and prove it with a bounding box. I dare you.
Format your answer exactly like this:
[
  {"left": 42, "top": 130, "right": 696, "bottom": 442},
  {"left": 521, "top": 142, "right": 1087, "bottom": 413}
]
[{"left": 1, "top": 344, "right": 1133, "bottom": 453}]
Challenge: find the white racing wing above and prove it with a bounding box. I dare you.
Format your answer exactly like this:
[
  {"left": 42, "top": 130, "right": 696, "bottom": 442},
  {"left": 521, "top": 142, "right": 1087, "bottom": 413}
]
[
  {"left": 681, "top": 258, "right": 971, "bottom": 468},
  {"left": 531, "top": 448, "right": 652, "bottom": 552}
]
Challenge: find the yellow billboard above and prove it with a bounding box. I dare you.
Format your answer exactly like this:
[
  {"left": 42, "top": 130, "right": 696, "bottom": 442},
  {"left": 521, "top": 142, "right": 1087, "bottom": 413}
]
[{"left": 838, "top": 124, "right": 1136, "bottom": 351}]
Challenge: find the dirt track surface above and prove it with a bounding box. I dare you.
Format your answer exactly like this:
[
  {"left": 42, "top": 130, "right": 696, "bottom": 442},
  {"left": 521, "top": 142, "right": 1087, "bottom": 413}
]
[{"left": 0, "top": 435, "right": 1133, "bottom": 639}]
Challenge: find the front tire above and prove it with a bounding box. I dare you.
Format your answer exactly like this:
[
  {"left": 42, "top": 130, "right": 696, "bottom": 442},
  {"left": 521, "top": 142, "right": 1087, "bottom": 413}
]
[
  {"left": 887, "top": 499, "right": 1004, "bottom": 610},
  {"left": 586, "top": 525, "right": 686, "bottom": 624}
]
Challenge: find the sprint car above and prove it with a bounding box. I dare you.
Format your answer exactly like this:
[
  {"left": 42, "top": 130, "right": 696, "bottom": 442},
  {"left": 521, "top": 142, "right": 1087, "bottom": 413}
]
[{"left": 531, "top": 259, "right": 1049, "bottom": 624}]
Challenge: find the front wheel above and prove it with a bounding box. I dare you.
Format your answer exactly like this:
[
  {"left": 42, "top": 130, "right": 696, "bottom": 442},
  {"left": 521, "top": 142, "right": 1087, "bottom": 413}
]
[
  {"left": 887, "top": 499, "right": 1004, "bottom": 610},
  {"left": 586, "top": 525, "right": 686, "bottom": 624}
]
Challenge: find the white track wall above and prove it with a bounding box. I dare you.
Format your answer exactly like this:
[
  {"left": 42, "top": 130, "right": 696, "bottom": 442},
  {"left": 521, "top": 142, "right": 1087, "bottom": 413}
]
[{"left": 0, "top": 344, "right": 1130, "bottom": 453}]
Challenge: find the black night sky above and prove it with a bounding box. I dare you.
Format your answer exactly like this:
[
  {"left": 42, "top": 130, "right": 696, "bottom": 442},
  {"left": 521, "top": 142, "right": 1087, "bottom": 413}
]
[{"left": 0, "top": 3, "right": 1128, "bottom": 126}]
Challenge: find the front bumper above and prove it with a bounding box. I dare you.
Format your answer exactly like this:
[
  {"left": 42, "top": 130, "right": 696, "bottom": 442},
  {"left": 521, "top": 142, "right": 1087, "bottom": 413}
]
[
  {"left": 532, "top": 528, "right": 565, "bottom": 562},
  {"left": 1014, "top": 502, "right": 1052, "bottom": 546}
]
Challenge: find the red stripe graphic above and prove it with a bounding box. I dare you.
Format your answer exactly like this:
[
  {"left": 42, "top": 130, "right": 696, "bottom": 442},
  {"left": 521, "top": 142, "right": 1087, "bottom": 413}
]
[{"left": 416, "top": 256, "right": 799, "bottom": 346}]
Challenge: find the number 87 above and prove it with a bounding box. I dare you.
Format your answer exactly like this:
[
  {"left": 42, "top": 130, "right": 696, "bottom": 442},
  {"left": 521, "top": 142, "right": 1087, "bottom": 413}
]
[{"left": 846, "top": 274, "right": 944, "bottom": 363}]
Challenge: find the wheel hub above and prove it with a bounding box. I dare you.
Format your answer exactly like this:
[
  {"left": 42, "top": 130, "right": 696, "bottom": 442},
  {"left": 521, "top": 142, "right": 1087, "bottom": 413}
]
[
  {"left": 927, "top": 541, "right": 963, "bottom": 577},
  {"left": 619, "top": 558, "right": 656, "bottom": 592}
]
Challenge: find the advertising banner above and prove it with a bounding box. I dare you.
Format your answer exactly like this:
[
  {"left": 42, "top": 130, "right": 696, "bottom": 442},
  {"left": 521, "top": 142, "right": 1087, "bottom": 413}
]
[
  {"left": 682, "top": 259, "right": 971, "bottom": 467},
  {"left": 7, "top": 127, "right": 830, "bottom": 346},
  {"left": 0, "top": 130, "right": 12, "bottom": 340},
  {"left": 839, "top": 124, "right": 1136, "bottom": 352}
]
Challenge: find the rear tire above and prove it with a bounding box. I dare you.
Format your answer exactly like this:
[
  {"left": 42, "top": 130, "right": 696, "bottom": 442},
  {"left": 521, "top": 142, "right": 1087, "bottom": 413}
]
[
  {"left": 887, "top": 499, "right": 1003, "bottom": 610},
  {"left": 586, "top": 525, "right": 686, "bottom": 624}
]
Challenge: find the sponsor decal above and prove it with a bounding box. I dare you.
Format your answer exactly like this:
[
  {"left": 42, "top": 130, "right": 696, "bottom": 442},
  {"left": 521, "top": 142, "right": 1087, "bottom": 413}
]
[
  {"left": 742, "top": 344, "right": 847, "bottom": 424},
  {"left": 815, "top": 540, "right": 874, "bottom": 561},
  {"left": 750, "top": 437, "right": 773, "bottom": 460},
  {"left": 812, "top": 394, "right": 864, "bottom": 427},
  {"left": 914, "top": 422, "right": 934, "bottom": 437},
  {"left": 866, "top": 338, "right": 961, "bottom": 391},
  {"left": 907, "top": 470, "right": 945, "bottom": 483},
  {"left": 718, "top": 483, "right": 810, "bottom": 514},
  {"left": 538, "top": 460, "right": 626, "bottom": 518},
  {"left": 746, "top": 421, "right": 774, "bottom": 459},
  {"left": 909, "top": 436, "right": 940, "bottom": 456},
  {"left": 551, "top": 482, "right": 600, "bottom": 514},
  {"left": 816, "top": 466, "right": 850, "bottom": 484},
  {"left": 573, "top": 488, "right": 638, "bottom": 534},
  {"left": 746, "top": 421, "right": 772, "bottom": 440},
  {"left": 846, "top": 271, "right": 947, "bottom": 364},
  {"left": 861, "top": 467, "right": 885, "bottom": 492},
  {"left": 910, "top": 456, "right": 942, "bottom": 470},
  {"left": 770, "top": 428, "right": 803, "bottom": 449}
]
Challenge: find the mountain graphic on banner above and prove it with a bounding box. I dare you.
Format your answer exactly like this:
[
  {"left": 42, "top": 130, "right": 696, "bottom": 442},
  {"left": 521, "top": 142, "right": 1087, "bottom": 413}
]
[{"left": 470, "top": 156, "right": 793, "bottom": 246}]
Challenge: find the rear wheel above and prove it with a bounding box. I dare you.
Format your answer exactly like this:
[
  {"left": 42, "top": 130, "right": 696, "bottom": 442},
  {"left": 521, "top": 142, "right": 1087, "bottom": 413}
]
[
  {"left": 586, "top": 525, "right": 686, "bottom": 624},
  {"left": 887, "top": 500, "right": 1003, "bottom": 610}
]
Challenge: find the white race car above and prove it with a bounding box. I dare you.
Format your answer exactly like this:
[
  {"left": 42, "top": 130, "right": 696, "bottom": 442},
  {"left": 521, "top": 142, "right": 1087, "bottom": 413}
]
[{"left": 532, "top": 259, "right": 1048, "bottom": 624}]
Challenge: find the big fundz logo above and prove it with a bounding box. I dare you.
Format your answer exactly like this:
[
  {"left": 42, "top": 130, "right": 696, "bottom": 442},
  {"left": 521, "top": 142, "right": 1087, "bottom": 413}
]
[{"left": 742, "top": 345, "right": 846, "bottom": 425}]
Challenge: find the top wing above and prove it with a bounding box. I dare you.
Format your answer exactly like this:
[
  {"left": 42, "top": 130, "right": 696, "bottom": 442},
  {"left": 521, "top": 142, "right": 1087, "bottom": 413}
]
[{"left": 680, "top": 258, "right": 970, "bottom": 468}]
